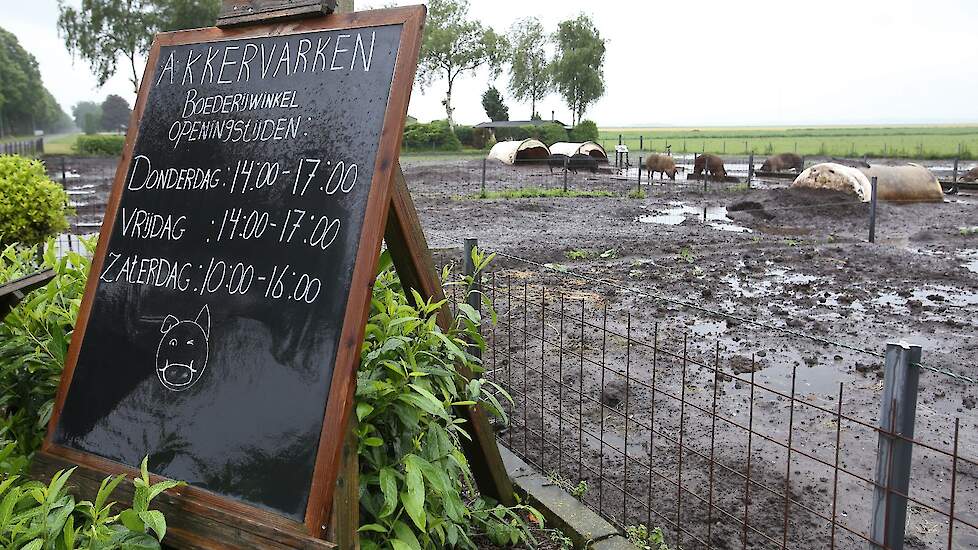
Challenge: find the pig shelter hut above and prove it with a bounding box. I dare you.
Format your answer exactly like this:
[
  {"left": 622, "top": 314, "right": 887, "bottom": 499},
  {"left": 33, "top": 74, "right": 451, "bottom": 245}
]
[
  {"left": 792, "top": 162, "right": 943, "bottom": 202},
  {"left": 549, "top": 141, "right": 610, "bottom": 163},
  {"left": 487, "top": 139, "right": 551, "bottom": 165}
]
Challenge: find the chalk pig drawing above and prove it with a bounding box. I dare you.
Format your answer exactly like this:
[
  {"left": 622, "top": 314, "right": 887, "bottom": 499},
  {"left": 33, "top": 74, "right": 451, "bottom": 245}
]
[{"left": 156, "top": 305, "right": 210, "bottom": 391}]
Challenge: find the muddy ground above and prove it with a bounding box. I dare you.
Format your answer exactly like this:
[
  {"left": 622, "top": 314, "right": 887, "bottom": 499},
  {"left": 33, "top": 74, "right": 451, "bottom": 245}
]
[
  {"left": 46, "top": 155, "right": 978, "bottom": 549},
  {"left": 402, "top": 157, "right": 978, "bottom": 549}
]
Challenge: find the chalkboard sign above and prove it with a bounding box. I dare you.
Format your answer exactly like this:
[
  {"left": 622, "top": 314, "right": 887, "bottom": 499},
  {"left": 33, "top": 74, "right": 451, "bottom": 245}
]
[{"left": 42, "top": 6, "right": 425, "bottom": 544}]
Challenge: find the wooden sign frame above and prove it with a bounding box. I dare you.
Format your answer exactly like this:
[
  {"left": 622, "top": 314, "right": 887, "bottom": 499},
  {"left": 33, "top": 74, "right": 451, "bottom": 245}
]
[{"left": 31, "top": 5, "right": 513, "bottom": 548}]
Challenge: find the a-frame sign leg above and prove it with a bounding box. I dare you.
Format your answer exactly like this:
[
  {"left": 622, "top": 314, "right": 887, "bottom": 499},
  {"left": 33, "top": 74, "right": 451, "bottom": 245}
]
[{"left": 384, "top": 163, "right": 514, "bottom": 506}]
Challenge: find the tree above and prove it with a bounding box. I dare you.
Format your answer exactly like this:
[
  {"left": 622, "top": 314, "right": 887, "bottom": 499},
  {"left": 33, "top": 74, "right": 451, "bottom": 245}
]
[
  {"left": 101, "top": 94, "right": 132, "bottom": 132},
  {"left": 481, "top": 87, "right": 509, "bottom": 122},
  {"left": 58, "top": 0, "right": 220, "bottom": 94},
  {"left": 551, "top": 14, "right": 606, "bottom": 126},
  {"left": 507, "top": 17, "right": 552, "bottom": 120},
  {"left": 72, "top": 101, "right": 102, "bottom": 130},
  {"left": 0, "top": 27, "right": 70, "bottom": 136},
  {"left": 156, "top": 0, "right": 221, "bottom": 32},
  {"left": 418, "top": 0, "right": 508, "bottom": 131}
]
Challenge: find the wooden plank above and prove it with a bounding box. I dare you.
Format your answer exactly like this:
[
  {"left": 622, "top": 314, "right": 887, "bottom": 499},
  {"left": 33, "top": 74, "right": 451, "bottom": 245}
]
[
  {"left": 1, "top": 268, "right": 55, "bottom": 320},
  {"left": 217, "top": 0, "right": 337, "bottom": 27},
  {"left": 326, "top": 417, "right": 359, "bottom": 549},
  {"left": 385, "top": 164, "right": 515, "bottom": 506},
  {"left": 31, "top": 452, "right": 335, "bottom": 550}
]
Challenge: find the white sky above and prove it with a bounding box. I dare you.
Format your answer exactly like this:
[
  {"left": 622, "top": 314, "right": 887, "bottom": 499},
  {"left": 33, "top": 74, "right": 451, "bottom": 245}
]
[{"left": 5, "top": 0, "right": 978, "bottom": 127}]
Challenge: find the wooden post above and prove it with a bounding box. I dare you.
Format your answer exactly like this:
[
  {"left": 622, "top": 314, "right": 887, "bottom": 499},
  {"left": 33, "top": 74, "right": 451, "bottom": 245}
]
[{"left": 326, "top": 416, "right": 359, "bottom": 549}]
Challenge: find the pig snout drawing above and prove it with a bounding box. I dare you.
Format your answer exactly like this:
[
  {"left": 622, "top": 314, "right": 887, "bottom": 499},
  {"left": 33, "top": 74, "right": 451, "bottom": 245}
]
[{"left": 155, "top": 305, "right": 210, "bottom": 391}]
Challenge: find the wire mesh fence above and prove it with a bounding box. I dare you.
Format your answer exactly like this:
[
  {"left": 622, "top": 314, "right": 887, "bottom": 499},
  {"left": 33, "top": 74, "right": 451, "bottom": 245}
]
[{"left": 441, "top": 246, "right": 978, "bottom": 550}]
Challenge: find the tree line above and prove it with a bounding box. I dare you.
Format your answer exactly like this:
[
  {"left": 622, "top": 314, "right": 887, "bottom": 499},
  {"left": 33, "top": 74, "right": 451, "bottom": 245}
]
[
  {"left": 419, "top": 0, "right": 606, "bottom": 129},
  {"left": 0, "top": 28, "right": 72, "bottom": 138}
]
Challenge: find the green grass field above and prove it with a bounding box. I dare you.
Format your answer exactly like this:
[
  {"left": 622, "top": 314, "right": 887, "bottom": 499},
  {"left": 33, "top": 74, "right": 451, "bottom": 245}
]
[{"left": 597, "top": 125, "right": 978, "bottom": 160}]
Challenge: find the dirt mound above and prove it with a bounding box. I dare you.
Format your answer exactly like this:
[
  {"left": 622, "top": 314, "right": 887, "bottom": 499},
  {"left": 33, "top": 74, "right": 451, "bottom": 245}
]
[{"left": 727, "top": 188, "right": 868, "bottom": 233}]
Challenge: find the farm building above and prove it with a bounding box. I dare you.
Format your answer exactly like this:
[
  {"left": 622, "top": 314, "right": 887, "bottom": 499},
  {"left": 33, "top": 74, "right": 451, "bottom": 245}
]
[
  {"left": 550, "top": 141, "right": 609, "bottom": 163},
  {"left": 474, "top": 119, "right": 572, "bottom": 131},
  {"left": 487, "top": 139, "right": 551, "bottom": 165}
]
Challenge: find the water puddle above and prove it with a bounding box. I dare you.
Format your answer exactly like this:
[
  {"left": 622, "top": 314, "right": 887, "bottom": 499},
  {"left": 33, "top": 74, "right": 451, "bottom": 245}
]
[
  {"left": 636, "top": 202, "right": 752, "bottom": 233},
  {"left": 957, "top": 249, "right": 978, "bottom": 274},
  {"left": 873, "top": 285, "right": 978, "bottom": 314}
]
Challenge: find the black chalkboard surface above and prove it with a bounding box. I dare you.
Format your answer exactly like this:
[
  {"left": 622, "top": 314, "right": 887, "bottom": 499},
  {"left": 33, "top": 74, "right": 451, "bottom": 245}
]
[{"left": 52, "top": 22, "right": 402, "bottom": 521}]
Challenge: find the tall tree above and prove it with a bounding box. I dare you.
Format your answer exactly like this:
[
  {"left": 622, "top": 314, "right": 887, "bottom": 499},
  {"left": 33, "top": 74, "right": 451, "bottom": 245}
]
[
  {"left": 418, "top": 0, "right": 508, "bottom": 131},
  {"left": 58, "top": 0, "right": 220, "bottom": 94},
  {"left": 72, "top": 101, "right": 102, "bottom": 129},
  {"left": 481, "top": 86, "right": 509, "bottom": 121},
  {"left": 507, "top": 17, "right": 551, "bottom": 120},
  {"left": 0, "top": 27, "right": 70, "bottom": 136},
  {"left": 101, "top": 94, "right": 132, "bottom": 132},
  {"left": 551, "top": 14, "right": 606, "bottom": 126}
]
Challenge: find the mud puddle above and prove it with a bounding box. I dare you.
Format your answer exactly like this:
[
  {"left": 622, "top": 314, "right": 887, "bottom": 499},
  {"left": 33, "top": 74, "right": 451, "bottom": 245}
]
[{"left": 636, "top": 202, "right": 752, "bottom": 233}]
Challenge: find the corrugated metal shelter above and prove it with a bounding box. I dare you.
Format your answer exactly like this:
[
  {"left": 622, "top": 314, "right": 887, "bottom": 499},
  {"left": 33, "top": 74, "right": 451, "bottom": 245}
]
[
  {"left": 549, "top": 141, "right": 609, "bottom": 162},
  {"left": 487, "top": 139, "right": 550, "bottom": 165}
]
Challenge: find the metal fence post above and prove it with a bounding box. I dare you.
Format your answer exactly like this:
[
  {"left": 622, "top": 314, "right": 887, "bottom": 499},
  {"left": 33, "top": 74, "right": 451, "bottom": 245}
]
[
  {"left": 463, "top": 238, "right": 481, "bottom": 361},
  {"left": 481, "top": 157, "right": 487, "bottom": 197},
  {"left": 747, "top": 152, "right": 754, "bottom": 188},
  {"left": 563, "top": 156, "right": 568, "bottom": 192},
  {"left": 869, "top": 342, "right": 922, "bottom": 550},
  {"left": 637, "top": 156, "right": 643, "bottom": 193},
  {"left": 953, "top": 157, "right": 959, "bottom": 183},
  {"left": 869, "top": 176, "right": 878, "bottom": 243}
]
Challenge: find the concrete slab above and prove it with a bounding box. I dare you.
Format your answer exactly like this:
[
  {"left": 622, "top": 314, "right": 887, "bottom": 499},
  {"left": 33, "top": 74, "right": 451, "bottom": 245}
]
[{"left": 499, "top": 445, "right": 620, "bottom": 548}]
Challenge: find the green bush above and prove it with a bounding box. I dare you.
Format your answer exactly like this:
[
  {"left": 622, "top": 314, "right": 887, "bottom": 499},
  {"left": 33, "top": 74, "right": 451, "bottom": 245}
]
[
  {"left": 74, "top": 134, "right": 126, "bottom": 156},
  {"left": 530, "top": 123, "right": 568, "bottom": 145},
  {"left": 569, "top": 120, "right": 599, "bottom": 142},
  {"left": 0, "top": 454, "right": 181, "bottom": 549},
  {"left": 454, "top": 125, "right": 475, "bottom": 148},
  {"left": 402, "top": 121, "right": 462, "bottom": 151},
  {"left": 0, "top": 240, "right": 92, "bottom": 461},
  {"left": 357, "top": 250, "right": 542, "bottom": 549},
  {"left": 0, "top": 156, "right": 71, "bottom": 248}
]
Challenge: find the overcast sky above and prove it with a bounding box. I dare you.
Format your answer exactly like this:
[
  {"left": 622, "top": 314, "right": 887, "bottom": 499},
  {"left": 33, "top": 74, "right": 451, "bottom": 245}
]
[{"left": 5, "top": 0, "right": 978, "bottom": 127}]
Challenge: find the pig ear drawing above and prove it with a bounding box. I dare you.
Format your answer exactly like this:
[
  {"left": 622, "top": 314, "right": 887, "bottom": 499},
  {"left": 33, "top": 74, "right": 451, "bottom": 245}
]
[
  {"left": 195, "top": 305, "right": 211, "bottom": 338},
  {"left": 161, "top": 315, "right": 179, "bottom": 333}
]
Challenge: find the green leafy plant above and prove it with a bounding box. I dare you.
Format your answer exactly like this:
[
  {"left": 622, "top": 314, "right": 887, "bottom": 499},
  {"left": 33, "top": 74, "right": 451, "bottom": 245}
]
[
  {"left": 0, "top": 239, "right": 93, "bottom": 463},
  {"left": 564, "top": 249, "right": 591, "bottom": 260},
  {"left": 0, "top": 456, "right": 183, "bottom": 549},
  {"left": 627, "top": 189, "right": 646, "bottom": 199},
  {"left": 0, "top": 156, "right": 72, "bottom": 247},
  {"left": 356, "top": 249, "right": 543, "bottom": 549},
  {"left": 73, "top": 135, "right": 126, "bottom": 156},
  {"left": 959, "top": 226, "right": 978, "bottom": 236},
  {"left": 676, "top": 247, "right": 694, "bottom": 264},
  {"left": 625, "top": 524, "right": 670, "bottom": 550},
  {"left": 599, "top": 248, "right": 618, "bottom": 259},
  {"left": 402, "top": 121, "right": 463, "bottom": 152}
]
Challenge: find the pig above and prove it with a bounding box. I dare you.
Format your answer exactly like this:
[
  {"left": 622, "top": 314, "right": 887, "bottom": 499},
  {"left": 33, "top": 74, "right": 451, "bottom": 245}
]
[
  {"left": 760, "top": 152, "right": 804, "bottom": 172},
  {"left": 645, "top": 154, "right": 678, "bottom": 180},
  {"left": 548, "top": 153, "right": 570, "bottom": 174},
  {"left": 961, "top": 166, "right": 978, "bottom": 182},
  {"left": 567, "top": 153, "right": 598, "bottom": 174},
  {"left": 692, "top": 154, "right": 727, "bottom": 181}
]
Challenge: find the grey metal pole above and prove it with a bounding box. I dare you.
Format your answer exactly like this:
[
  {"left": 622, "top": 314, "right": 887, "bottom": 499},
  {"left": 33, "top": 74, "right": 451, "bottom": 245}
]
[
  {"left": 637, "top": 156, "right": 643, "bottom": 192},
  {"left": 869, "top": 176, "right": 878, "bottom": 243},
  {"left": 953, "top": 157, "right": 959, "bottom": 183},
  {"left": 481, "top": 157, "right": 488, "bottom": 197},
  {"left": 563, "top": 156, "right": 568, "bottom": 192},
  {"left": 869, "top": 342, "right": 922, "bottom": 550},
  {"left": 639, "top": 135, "right": 643, "bottom": 151},
  {"left": 463, "top": 238, "right": 482, "bottom": 360},
  {"left": 747, "top": 152, "right": 754, "bottom": 188}
]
